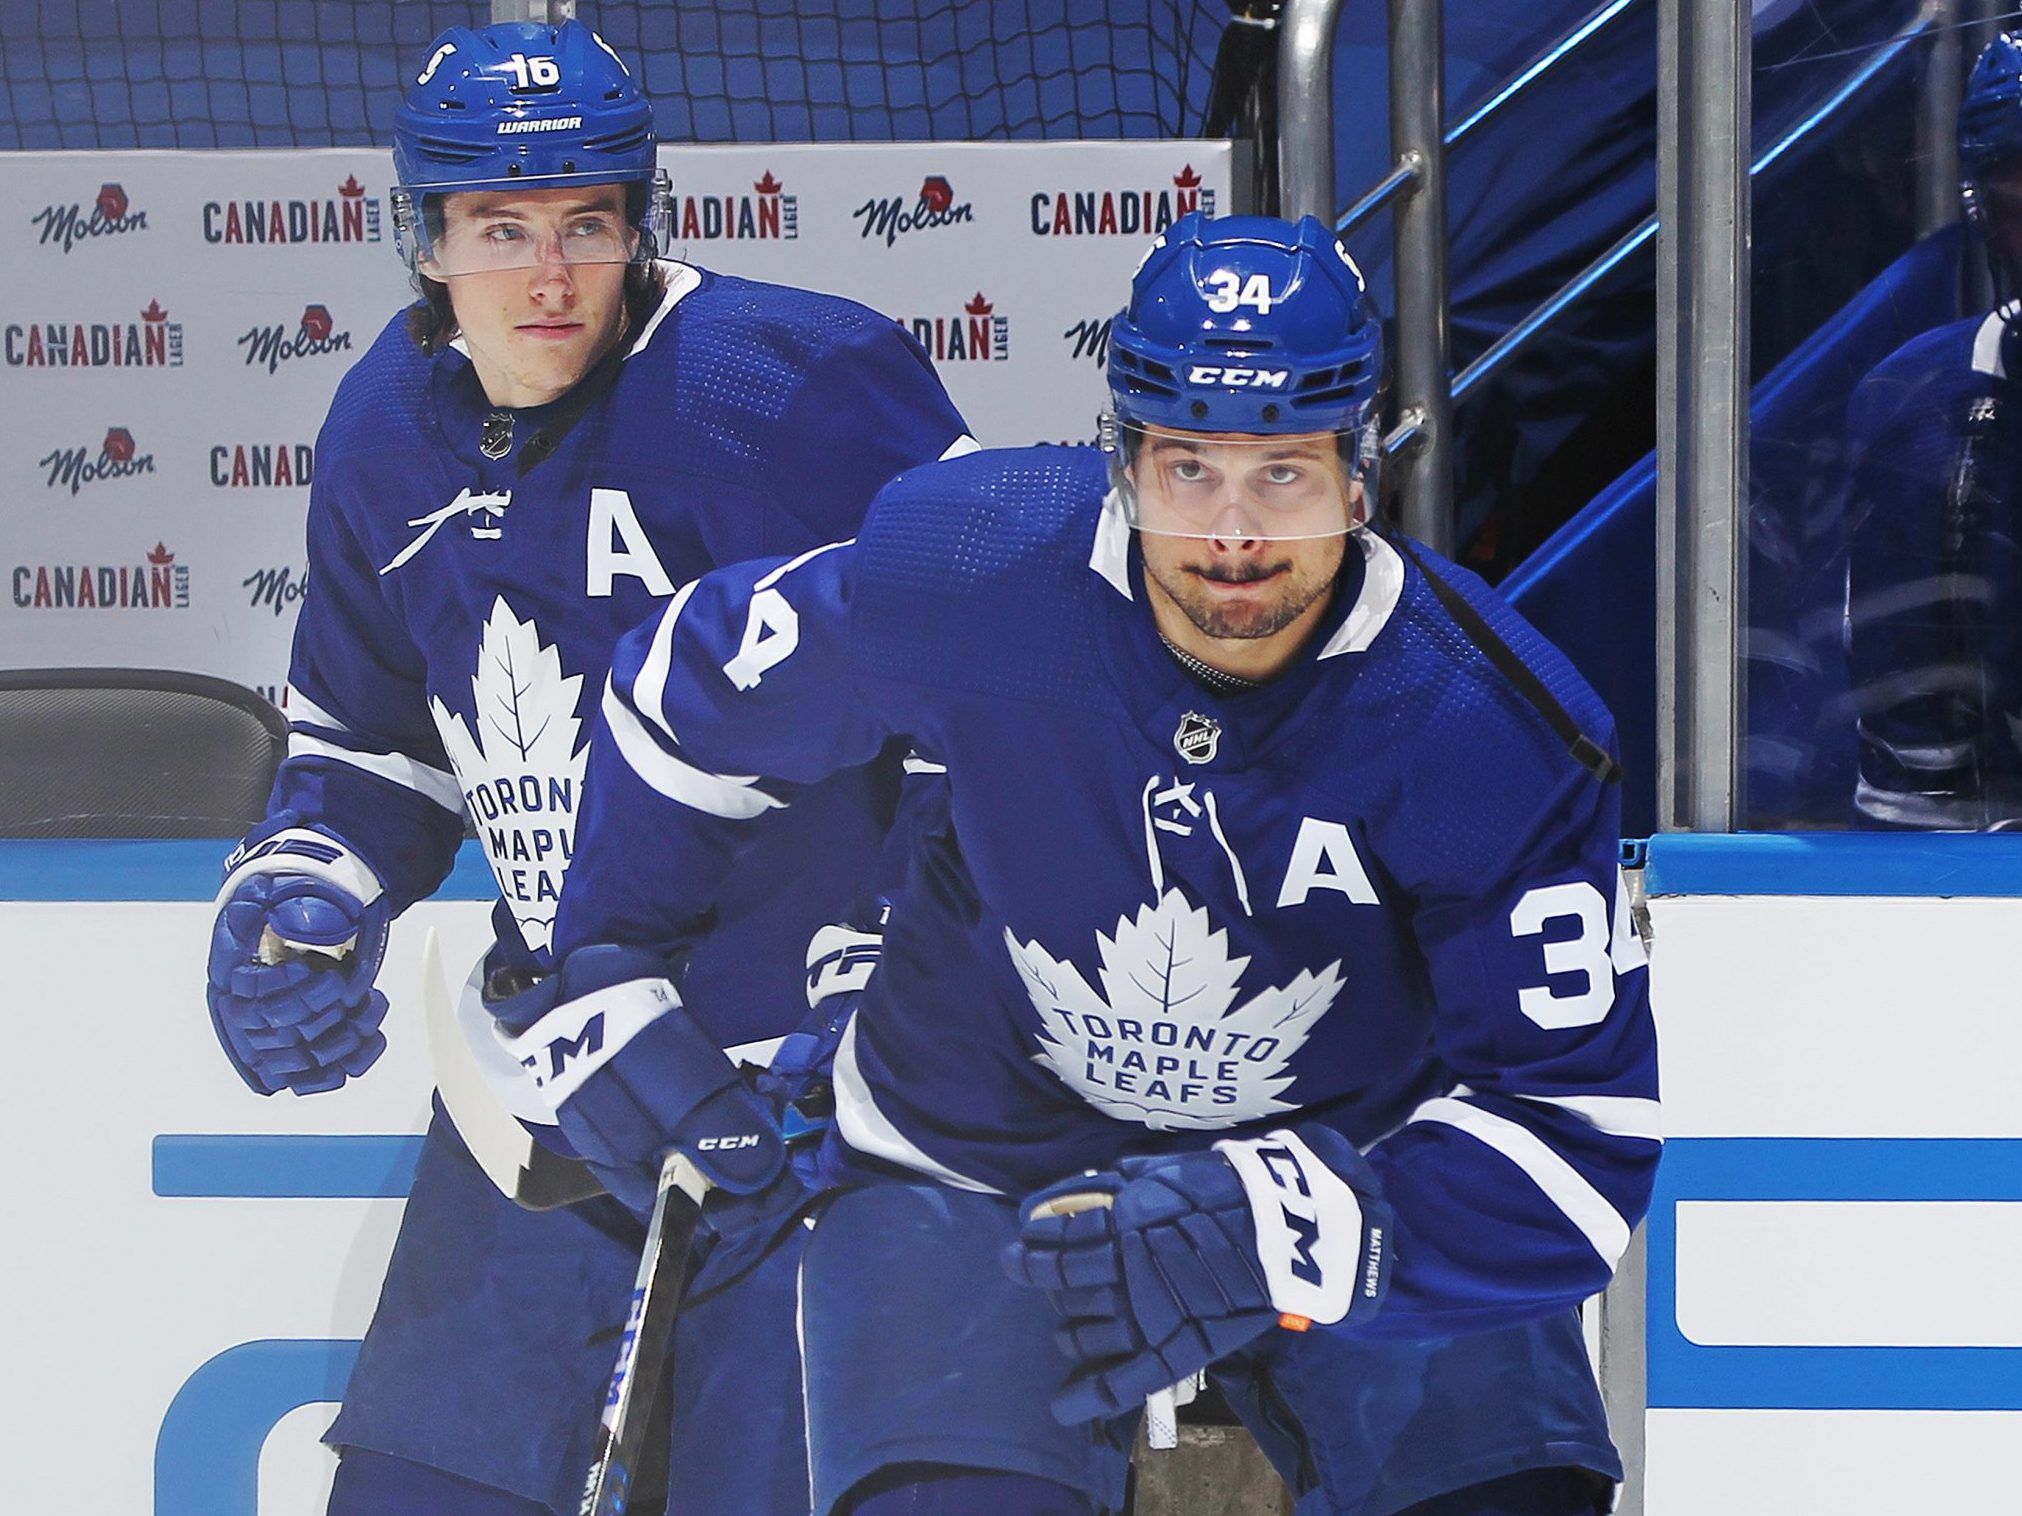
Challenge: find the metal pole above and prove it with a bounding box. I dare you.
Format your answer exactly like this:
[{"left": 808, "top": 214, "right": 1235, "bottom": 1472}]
[
  {"left": 1276, "top": 0, "right": 1340, "bottom": 222},
  {"left": 1920, "top": 1, "right": 1964, "bottom": 240},
  {"left": 1390, "top": 0, "right": 1454, "bottom": 553},
  {"left": 1656, "top": 0, "right": 1748, "bottom": 836},
  {"left": 1965, "top": 0, "right": 2004, "bottom": 314}
]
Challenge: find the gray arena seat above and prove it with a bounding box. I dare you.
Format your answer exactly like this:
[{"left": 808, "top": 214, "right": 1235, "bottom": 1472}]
[{"left": 0, "top": 669, "right": 287, "bottom": 838}]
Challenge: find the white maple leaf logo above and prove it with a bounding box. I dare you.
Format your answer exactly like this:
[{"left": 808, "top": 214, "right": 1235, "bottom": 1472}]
[
  {"left": 430, "top": 596, "right": 587, "bottom": 954},
  {"left": 1006, "top": 889, "right": 1343, "bottom": 1130}
]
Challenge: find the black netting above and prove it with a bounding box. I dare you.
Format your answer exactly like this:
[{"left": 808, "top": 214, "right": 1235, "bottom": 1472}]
[{"left": 2, "top": 1, "right": 1229, "bottom": 150}]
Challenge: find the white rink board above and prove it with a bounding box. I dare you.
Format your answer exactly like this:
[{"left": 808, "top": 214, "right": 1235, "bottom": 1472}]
[
  {"left": 0, "top": 883, "right": 494, "bottom": 1516},
  {"left": 1645, "top": 1409, "right": 2022, "bottom": 1514},
  {"left": 1641, "top": 835, "right": 2022, "bottom": 1515},
  {"left": 1651, "top": 893, "right": 2022, "bottom": 1137},
  {"left": 0, "top": 141, "right": 1229, "bottom": 700},
  {"left": 1673, "top": 1200, "right": 2022, "bottom": 1347}
]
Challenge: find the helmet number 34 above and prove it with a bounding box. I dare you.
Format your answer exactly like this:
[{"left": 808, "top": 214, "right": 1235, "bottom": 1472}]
[
  {"left": 503, "top": 52, "right": 562, "bottom": 92},
  {"left": 1202, "top": 270, "right": 1278, "bottom": 315}
]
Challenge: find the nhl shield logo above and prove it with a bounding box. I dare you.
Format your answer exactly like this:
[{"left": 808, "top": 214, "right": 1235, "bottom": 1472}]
[
  {"left": 1174, "top": 710, "right": 1221, "bottom": 765},
  {"left": 480, "top": 411, "right": 514, "bottom": 461}
]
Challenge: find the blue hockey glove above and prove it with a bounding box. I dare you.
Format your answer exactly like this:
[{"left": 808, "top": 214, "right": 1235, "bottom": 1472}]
[
  {"left": 752, "top": 915, "right": 884, "bottom": 1114},
  {"left": 205, "top": 823, "right": 392, "bottom": 1096},
  {"left": 1004, "top": 1126, "right": 1394, "bottom": 1425},
  {"left": 487, "top": 944, "right": 787, "bottom": 1215}
]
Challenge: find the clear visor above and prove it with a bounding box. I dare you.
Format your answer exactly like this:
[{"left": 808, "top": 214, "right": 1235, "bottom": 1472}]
[
  {"left": 1102, "top": 415, "right": 1368, "bottom": 541},
  {"left": 392, "top": 170, "right": 670, "bottom": 279}
]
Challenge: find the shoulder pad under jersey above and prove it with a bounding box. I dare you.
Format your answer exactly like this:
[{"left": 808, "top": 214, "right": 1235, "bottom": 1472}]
[{"left": 852, "top": 445, "right": 1114, "bottom": 706}]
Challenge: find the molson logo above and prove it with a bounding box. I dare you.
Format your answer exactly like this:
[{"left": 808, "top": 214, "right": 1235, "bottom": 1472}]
[
  {"left": 1029, "top": 164, "right": 1213, "bottom": 237},
  {"left": 853, "top": 175, "right": 975, "bottom": 248},
  {"left": 210, "top": 442, "right": 315, "bottom": 488},
  {"left": 1063, "top": 315, "right": 1113, "bottom": 365},
  {"left": 244, "top": 564, "right": 309, "bottom": 617},
  {"left": 4, "top": 299, "right": 183, "bottom": 368},
  {"left": 238, "top": 304, "right": 353, "bottom": 375},
  {"left": 41, "top": 427, "right": 156, "bottom": 496},
  {"left": 673, "top": 171, "right": 798, "bottom": 241},
  {"left": 32, "top": 182, "right": 149, "bottom": 253},
  {"left": 202, "top": 175, "right": 382, "bottom": 245},
  {"left": 12, "top": 541, "right": 189, "bottom": 610},
  {"left": 901, "top": 292, "right": 1009, "bottom": 363}
]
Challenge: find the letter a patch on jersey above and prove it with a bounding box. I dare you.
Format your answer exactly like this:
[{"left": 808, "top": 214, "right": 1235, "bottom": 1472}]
[
  {"left": 1274, "top": 818, "right": 1380, "bottom": 908},
  {"left": 587, "top": 487, "right": 675, "bottom": 598},
  {"left": 1006, "top": 890, "right": 1343, "bottom": 1131}
]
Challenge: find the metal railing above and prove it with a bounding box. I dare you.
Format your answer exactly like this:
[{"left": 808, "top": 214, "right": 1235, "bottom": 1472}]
[
  {"left": 1282, "top": 0, "right": 1956, "bottom": 553},
  {"left": 1280, "top": 0, "right": 1454, "bottom": 549}
]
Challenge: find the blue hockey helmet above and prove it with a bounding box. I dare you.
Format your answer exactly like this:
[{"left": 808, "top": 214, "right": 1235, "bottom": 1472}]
[
  {"left": 391, "top": 19, "right": 669, "bottom": 275},
  {"left": 1107, "top": 212, "right": 1382, "bottom": 439},
  {"left": 1961, "top": 31, "right": 2022, "bottom": 228},
  {"left": 1104, "top": 213, "right": 1383, "bottom": 538}
]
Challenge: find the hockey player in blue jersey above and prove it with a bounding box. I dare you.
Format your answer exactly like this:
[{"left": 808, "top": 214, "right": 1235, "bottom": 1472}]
[
  {"left": 1843, "top": 31, "right": 2022, "bottom": 828},
  {"left": 199, "top": 19, "right": 969, "bottom": 1516},
  {"left": 522, "top": 213, "right": 1659, "bottom": 1515}
]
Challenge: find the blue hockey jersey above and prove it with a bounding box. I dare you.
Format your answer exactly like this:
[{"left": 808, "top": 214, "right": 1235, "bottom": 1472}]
[
  {"left": 1843, "top": 303, "right": 2022, "bottom": 828},
  {"left": 269, "top": 260, "right": 968, "bottom": 1041},
  {"left": 557, "top": 446, "right": 1660, "bottom": 1340}
]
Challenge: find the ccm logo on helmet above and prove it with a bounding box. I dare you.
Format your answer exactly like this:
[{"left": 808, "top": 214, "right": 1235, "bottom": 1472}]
[{"left": 1187, "top": 365, "right": 1289, "bottom": 390}]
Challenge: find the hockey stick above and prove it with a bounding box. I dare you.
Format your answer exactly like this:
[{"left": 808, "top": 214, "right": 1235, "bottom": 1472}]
[{"left": 580, "top": 1147, "right": 711, "bottom": 1516}]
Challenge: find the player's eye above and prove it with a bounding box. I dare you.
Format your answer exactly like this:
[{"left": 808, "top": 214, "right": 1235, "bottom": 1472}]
[
  {"left": 568, "top": 217, "right": 615, "bottom": 238},
  {"left": 1263, "top": 464, "right": 1304, "bottom": 486},
  {"left": 481, "top": 223, "right": 524, "bottom": 243},
  {"left": 1170, "top": 459, "right": 1208, "bottom": 483}
]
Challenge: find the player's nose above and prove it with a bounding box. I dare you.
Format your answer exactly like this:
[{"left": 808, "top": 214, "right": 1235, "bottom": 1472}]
[
  {"left": 526, "top": 234, "right": 578, "bottom": 298},
  {"left": 1202, "top": 497, "right": 1264, "bottom": 549}
]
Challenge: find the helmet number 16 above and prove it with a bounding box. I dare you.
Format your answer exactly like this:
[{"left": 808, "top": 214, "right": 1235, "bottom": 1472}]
[
  {"left": 502, "top": 52, "right": 562, "bottom": 92},
  {"left": 1203, "top": 270, "right": 1278, "bottom": 315}
]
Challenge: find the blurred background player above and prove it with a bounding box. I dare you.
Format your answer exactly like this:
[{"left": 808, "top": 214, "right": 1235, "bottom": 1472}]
[
  {"left": 519, "top": 212, "right": 1657, "bottom": 1516},
  {"left": 1842, "top": 30, "right": 2022, "bottom": 829},
  {"left": 200, "top": 17, "right": 969, "bottom": 1516}
]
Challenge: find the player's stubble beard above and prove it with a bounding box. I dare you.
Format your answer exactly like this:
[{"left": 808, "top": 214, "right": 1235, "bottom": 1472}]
[{"left": 1142, "top": 532, "right": 1348, "bottom": 645}]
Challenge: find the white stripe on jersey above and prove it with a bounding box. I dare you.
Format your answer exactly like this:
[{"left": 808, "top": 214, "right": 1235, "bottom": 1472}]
[
  {"left": 831, "top": 1018, "right": 1001, "bottom": 1194},
  {"left": 600, "top": 678, "right": 785, "bottom": 821},
  {"left": 284, "top": 684, "right": 348, "bottom": 735},
  {"left": 1318, "top": 530, "right": 1406, "bottom": 659},
  {"left": 754, "top": 537, "right": 853, "bottom": 592},
  {"left": 1513, "top": 1092, "right": 1664, "bottom": 1142},
  {"left": 632, "top": 577, "right": 702, "bottom": 746},
  {"left": 287, "top": 731, "right": 465, "bottom": 814},
  {"left": 1409, "top": 1094, "right": 1633, "bottom": 1266}
]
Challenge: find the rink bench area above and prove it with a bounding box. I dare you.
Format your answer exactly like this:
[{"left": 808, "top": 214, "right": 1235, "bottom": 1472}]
[{"left": 6, "top": 833, "right": 2022, "bottom": 1514}]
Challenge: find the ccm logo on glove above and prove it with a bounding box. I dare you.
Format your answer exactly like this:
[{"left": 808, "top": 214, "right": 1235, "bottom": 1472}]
[
  {"left": 696, "top": 1134, "right": 764, "bottom": 1151},
  {"left": 495, "top": 976, "right": 676, "bottom": 1107},
  {"left": 1215, "top": 1129, "right": 1388, "bottom": 1328}
]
